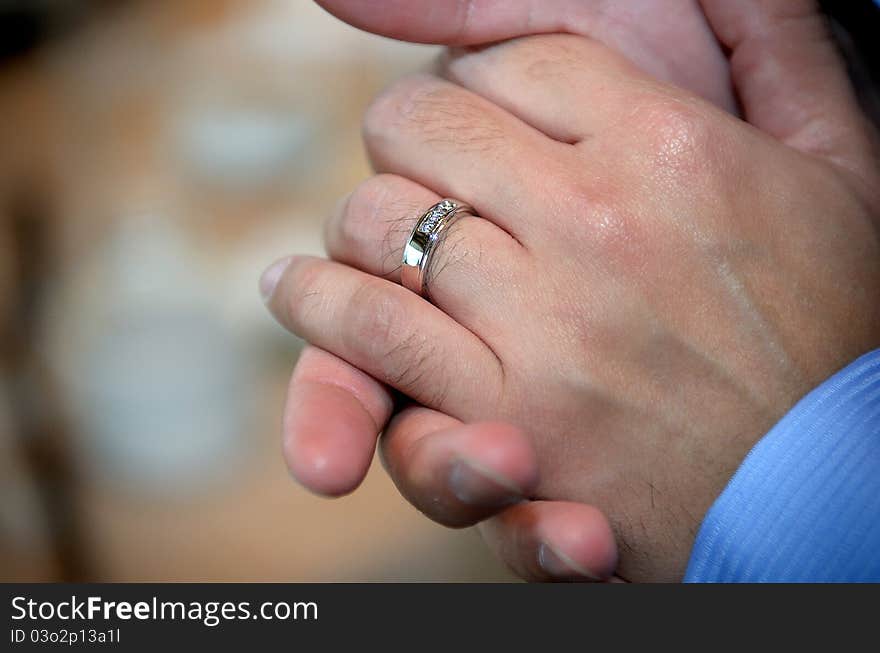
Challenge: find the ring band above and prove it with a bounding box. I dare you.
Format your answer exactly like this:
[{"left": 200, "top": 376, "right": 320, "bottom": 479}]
[{"left": 401, "top": 199, "right": 474, "bottom": 297}]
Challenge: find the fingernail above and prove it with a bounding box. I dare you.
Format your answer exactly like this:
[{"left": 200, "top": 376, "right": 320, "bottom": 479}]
[
  {"left": 449, "top": 457, "right": 523, "bottom": 507},
  {"left": 259, "top": 256, "right": 293, "bottom": 302},
  {"left": 537, "top": 543, "right": 598, "bottom": 581}
]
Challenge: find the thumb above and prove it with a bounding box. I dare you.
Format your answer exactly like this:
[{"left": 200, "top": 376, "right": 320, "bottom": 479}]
[
  {"left": 315, "top": 0, "right": 586, "bottom": 45},
  {"left": 315, "top": 0, "right": 737, "bottom": 111},
  {"left": 699, "top": 0, "right": 878, "bottom": 178}
]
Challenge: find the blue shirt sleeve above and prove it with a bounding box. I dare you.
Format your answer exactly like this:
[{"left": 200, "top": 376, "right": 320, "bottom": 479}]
[{"left": 684, "top": 348, "right": 880, "bottom": 582}]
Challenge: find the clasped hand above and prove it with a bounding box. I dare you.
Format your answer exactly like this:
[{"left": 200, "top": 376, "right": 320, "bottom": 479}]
[{"left": 260, "top": 0, "right": 880, "bottom": 581}]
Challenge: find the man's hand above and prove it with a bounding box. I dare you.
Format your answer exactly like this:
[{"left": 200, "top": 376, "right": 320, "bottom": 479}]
[
  {"left": 265, "top": 1, "right": 880, "bottom": 580},
  {"left": 268, "top": 0, "right": 742, "bottom": 582}
]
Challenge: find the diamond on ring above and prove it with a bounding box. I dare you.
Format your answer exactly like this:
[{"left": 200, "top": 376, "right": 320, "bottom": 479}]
[{"left": 416, "top": 199, "right": 456, "bottom": 236}]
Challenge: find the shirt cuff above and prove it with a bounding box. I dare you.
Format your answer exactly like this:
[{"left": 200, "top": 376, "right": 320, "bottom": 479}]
[{"left": 684, "top": 348, "right": 880, "bottom": 582}]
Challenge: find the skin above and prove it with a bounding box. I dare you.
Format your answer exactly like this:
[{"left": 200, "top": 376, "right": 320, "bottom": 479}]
[
  {"left": 267, "top": 0, "right": 741, "bottom": 582},
  {"left": 274, "top": 0, "right": 740, "bottom": 582},
  {"left": 263, "top": 1, "right": 880, "bottom": 581}
]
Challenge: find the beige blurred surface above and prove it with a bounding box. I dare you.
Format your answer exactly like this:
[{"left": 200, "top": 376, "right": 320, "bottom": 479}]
[{"left": 0, "top": 0, "right": 515, "bottom": 582}]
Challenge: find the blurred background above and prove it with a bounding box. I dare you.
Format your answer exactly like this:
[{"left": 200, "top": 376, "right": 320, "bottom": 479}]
[{"left": 0, "top": 0, "right": 515, "bottom": 582}]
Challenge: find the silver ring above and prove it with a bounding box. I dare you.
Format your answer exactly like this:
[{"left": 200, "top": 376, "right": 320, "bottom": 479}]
[{"left": 401, "top": 198, "right": 474, "bottom": 297}]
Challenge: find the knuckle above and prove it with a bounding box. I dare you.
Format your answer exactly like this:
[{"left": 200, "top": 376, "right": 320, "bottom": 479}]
[
  {"left": 549, "top": 165, "right": 650, "bottom": 269},
  {"left": 636, "top": 96, "right": 717, "bottom": 180},
  {"left": 517, "top": 33, "right": 600, "bottom": 81},
  {"left": 362, "top": 74, "right": 436, "bottom": 140},
  {"left": 364, "top": 73, "right": 504, "bottom": 153},
  {"left": 463, "top": 33, "right": 626, "bottom": 90},
  {"left": 344, "top": 281, "right": 415, "bottom": 368},
  {"left": 569, "top": 191, "right": 646, "bottom": 266},
  {"left": 342, "top": 279, "right": 447, "bottom": 402},
  {"left": 330, "top": 174, "right": 431, "bottom": 274},
  {"left": 334, "top": 175, "right": 393, "bottom": 252},
  {"left": 282, "top": 258, "right": 330, "bottom": 331},
  {"left": 343, "top": 278, "right": 405, "bottom": 359}
]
